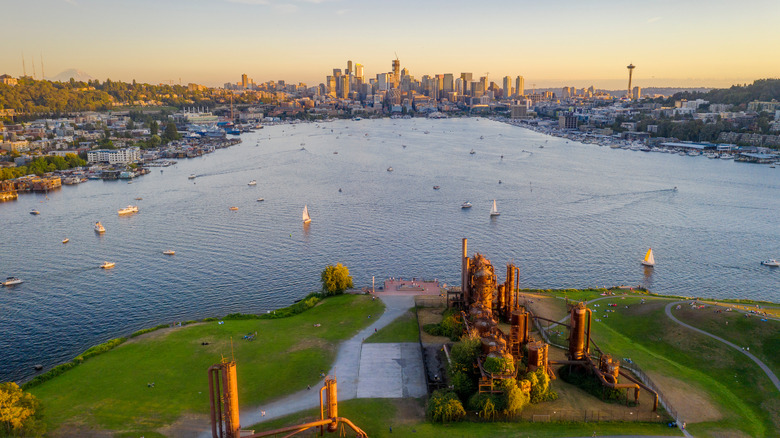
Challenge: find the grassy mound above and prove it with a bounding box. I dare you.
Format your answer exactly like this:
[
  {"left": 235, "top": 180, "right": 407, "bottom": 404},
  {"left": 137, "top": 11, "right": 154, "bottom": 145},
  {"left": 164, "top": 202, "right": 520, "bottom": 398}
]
[
  {"left": 365, "top": 308, "right": 419, "bottom": 343},
  {"left": 29, "top": 294, "right": 384, "bottom": 436}
]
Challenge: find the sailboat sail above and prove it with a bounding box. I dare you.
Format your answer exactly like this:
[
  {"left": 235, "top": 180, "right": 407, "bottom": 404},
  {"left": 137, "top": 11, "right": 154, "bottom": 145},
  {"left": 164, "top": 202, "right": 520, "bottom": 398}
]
[
  {"left": 643, "top": 248, "right": 655, "bottom": 266},
  {"left": 490, "top": 199, "right": 500, "bottom": 216},
  {"left": 302, "top": 205, "right": 311, "bottom": 223}
]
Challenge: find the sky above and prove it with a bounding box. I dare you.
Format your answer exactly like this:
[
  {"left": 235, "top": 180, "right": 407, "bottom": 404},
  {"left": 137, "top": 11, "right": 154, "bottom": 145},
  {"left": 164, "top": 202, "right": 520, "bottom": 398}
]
[{"left": 1, "top": 0, "right": 778, "bottom": 90}]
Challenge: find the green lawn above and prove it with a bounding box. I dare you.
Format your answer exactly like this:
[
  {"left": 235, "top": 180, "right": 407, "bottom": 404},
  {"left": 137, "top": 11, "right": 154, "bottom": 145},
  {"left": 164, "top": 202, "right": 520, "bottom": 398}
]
[
  {"left": 29, "top": 294, "right": 384, "bottom": 435},
  {"left": 250, "top": 398, "right": 681, "bottom": 437},
  {"left": 588, "top": 296, "right": 779, "bottom": 437},
  {"left": 365, "top": 308, "right": 419, "bottom": 343}
]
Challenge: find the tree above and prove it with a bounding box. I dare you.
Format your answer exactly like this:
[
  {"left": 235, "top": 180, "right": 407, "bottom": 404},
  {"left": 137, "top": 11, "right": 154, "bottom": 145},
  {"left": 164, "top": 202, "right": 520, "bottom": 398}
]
[
  {"left": 150, "top": 120, "right": 159, "bottom": 136},
  {"left": 320, "top": 263, "right": 353, "bottom": 296},
  {"left": 162, "top": 122, "right": 180, "bottom": 143},
  {"left": 0, "top": 382, "right": 44, "bottom": 437},
  {"left": 426, "top": 390, "right": 466, "bottom": 423}
]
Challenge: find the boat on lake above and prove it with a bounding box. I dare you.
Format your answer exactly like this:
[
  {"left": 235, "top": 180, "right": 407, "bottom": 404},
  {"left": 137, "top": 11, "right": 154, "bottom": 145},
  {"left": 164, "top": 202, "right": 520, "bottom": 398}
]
[
  {"left": 118, "top": 205, "right": 139, "bottom": 215},
  {"left": 163, "top": 250, "right": 175, "bottom": 256},
  {"left": 135, "top": 197, "right": 143, "bottom": 201},
  {"left": 188, "top": 174, "right": 196, "bottom": 179},
  {"left": 302, "top": 205, "right": 311, "bottom": 224},
  {"left": 469, "top": 149, "right": 476, "bottom": 155},
  {"left": 387, "top": 167, "right": 393, "bottom": 172},
  {"left": 642, "top": 248, "right": 655, "bottom": 267},
  {"left": 761, "top": 259, "right": 779, "bottom": 267},
  {"left": 30, "top": 210, "right": 40, "bottom": 215},
  {"left": 100, "top": 261, "right": 115, "bottom": 269},
  {"left": 62, "top": 238, "right": 69, "bottom": 244},
  {"left": 248, "top": 180, "right": 257, "bottom": 186},
  {"left": 461, "top": 202, "right": 472, "bottom": 209},
  {"left": 2, "top": 277, "right": 23, "bottom": 286},
  {"left": 433, "top": 185, "right": 440, "bottom": 190},
  {"left": 94, "top": 222, "right": 105, "bottom": 234},
  {"left": 257, "top": 198, "right": 265, "bottom": 202},
  {"left": 490, "top": 199, "right": 500, "bottom": 217},
  {"left": 229, "top": 206, "right": 239, "bottom": 211}
]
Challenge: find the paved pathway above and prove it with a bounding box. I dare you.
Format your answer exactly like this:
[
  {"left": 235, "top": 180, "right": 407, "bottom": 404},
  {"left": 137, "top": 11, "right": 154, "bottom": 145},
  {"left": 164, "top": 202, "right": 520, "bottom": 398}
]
[
  {"left": 238, "top": 294, "right": 416, "bottom": 427},
  {"left": 664, "top": 300, "right": 780, "bottom": 393}
]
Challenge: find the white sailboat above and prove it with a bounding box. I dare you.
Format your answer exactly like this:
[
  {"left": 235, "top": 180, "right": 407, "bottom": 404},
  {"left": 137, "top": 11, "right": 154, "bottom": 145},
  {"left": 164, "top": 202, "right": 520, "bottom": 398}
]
[
  {"left": 490, "top": 199, "right": 500, "bottom": 217},
  {"left": 642, "top": 248, "right": 655, "bottom": 267},
  {"left": 302, "top": 205, "right": 311, "bottom": 224}
]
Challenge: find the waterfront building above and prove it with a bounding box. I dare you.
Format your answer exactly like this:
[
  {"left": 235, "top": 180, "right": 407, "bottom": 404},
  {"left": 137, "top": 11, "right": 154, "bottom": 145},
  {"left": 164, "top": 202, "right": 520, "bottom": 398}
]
[
  {"left": 87, "top": 147, "right": 141, "bottom": 164},
  {"left": 559, "top": 113, "right": 578, "bottom": 129}
]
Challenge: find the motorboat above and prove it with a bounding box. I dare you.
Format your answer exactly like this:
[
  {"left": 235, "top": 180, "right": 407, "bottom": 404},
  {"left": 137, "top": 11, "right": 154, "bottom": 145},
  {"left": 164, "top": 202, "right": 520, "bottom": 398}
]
[
  {"left": 461, "top": 202, "right": 472, "bottom": 209},
  {"left": 490, "top": 199, "right": 500, "bottom": 217},
  {"left": 257, "top": 198, "right": 265, "bottom": 202},
  {"left": 118, "top": 205, "right": 139, "bottom": 215},
  {"left": 302, "top": 205, "right": 311, "bottom": 224},
  {"left": 163, "top": 250, "right": 175, "bottom": 256},
  {"left": 229, "top": 206, "right": 239, "bottom": 211},
  {"left": 2, "top": 277, "right": 23, "bottom": 286},
  {"left": 433, "top": 186, "right": 440, "bottom": 190},
  {"left": 642, "top": 248, "right": 655, "bottom": 267},
  {"left": 135, "top": 197, "right": 143, "bottom": 201},
  {"left": 387, "top": 167, "right": 393, "bottom": 172},
  {"left": 94, "top": 222, "right": 106, "bottom": 234},
  {"left": 30, "top": 210, "right": 40, "bottom": 215},
  {"left": 469, "top": 149, "right": 476, "bottom": 155},
  {"left": 248, "top": 180, "right": 257, "bottom": 186},
  {"left": 100, "top": 261, "right": 115, "bottom": 269},
  {"left": 188, "top": 174, "right": 196, "bottom": 179},
  {"left": 761, "top": 259, "right": 779, "bottom": 267},
  {"left": 62, "top": 238, "right": 69, "bottom": 244}
]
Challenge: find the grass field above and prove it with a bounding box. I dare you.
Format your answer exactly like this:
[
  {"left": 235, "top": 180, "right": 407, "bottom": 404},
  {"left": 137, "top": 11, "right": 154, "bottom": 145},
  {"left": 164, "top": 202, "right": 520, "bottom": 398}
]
[
  {"left": 585, "top": 296, "right": 779, "bottom": 437},
  {"left": 365, "top": 308, "right": 419, "bottom": 343},
  {"left": 249, "top": 398, "right": 682, "bottom": 437},
  {"left": 29, "top": 294, "right": 385, "bottom": 436}
]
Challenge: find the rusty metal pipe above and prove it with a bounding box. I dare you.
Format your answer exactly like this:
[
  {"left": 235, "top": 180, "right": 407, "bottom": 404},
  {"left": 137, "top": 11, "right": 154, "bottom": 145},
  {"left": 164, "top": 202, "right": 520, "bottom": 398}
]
[{"left": 208, "top": 366, "right": 220, "bottom": 438}]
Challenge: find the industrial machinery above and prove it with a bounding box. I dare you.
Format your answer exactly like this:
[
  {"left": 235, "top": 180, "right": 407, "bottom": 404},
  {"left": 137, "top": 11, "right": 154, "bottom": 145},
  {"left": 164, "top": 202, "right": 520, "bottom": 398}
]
[
  {"left": 208, "top": 359, "right": 367, "bottom": 438},
  {"left": 454, "top": 238, "right": 658, "bottom": 409}
]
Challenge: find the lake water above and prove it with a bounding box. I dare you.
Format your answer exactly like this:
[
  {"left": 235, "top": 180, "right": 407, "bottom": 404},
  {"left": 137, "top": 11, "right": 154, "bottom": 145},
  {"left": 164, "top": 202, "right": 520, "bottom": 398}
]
[{"left": 1, "top": 117, "right": 779, "bottom": 383}]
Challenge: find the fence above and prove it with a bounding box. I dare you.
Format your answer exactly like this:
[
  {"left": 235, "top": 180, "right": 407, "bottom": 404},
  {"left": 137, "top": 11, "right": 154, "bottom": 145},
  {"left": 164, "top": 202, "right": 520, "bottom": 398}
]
[{"left": 517, "top": 409, "right": 667, "bottom": 422}]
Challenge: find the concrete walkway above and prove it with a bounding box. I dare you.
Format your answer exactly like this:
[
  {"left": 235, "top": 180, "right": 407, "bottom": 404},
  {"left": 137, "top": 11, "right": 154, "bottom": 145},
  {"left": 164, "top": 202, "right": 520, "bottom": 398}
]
[
  {"left": 664, "top": 300, "right": 780, "bottom": 393},
  {"left": 238, "top": 294, "right": 416, "bottom": 427}
]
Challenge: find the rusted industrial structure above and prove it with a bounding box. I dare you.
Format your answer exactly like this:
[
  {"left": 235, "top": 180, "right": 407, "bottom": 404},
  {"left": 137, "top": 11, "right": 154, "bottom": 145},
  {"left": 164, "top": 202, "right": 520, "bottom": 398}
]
[
  {"left": 453, "top": 238, "right": 658, "bottom": 409},
  {"left": 208, "top": 359, "right": 367, "bottom": 438}
]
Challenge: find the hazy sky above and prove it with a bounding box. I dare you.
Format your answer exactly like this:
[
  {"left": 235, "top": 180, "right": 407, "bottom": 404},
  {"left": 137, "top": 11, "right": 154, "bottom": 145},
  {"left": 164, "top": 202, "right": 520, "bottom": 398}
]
[{"left": 2, "top": 0, "right": 778, "bottom": 89}]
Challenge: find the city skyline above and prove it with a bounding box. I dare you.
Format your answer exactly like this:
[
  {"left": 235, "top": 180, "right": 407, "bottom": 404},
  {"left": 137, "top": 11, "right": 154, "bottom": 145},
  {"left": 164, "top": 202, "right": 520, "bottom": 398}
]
[{"left": 2, "top": 0, "right": 778, "bottom": 89}]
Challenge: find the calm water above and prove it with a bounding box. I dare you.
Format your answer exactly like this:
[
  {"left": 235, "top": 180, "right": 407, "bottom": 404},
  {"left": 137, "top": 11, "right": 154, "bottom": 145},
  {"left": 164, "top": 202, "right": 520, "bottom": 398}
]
[{"left": 1, "top": 118, "right": 779, "bottom": 382}]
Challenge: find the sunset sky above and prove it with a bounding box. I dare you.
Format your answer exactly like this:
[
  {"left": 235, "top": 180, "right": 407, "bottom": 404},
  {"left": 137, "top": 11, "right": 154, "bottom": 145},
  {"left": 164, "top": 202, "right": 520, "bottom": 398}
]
[{"left": 2, "top": 0, "right": 778, "bottom": 89}]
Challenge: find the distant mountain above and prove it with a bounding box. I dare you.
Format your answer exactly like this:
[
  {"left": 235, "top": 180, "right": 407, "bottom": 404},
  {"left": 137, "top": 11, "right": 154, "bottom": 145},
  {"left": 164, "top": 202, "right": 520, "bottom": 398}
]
[{"left": 50, "top": 69, "right": 94, "bottom": 82}]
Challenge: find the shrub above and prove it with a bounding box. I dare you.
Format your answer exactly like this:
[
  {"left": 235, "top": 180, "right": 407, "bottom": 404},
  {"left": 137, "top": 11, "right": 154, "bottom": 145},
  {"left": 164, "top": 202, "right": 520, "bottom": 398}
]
[
  {"left": 559, "top": 365, "right": 624, "bottom": 402},
  {"left": 224, "top": 313, "right": 260, "bottom": 320},
  {"left": 422, "top": 309, "right": 464, "bottom": 340},
  {"left": 74, "top": 338, "right": 126, "bottom": 363},
  {"left": 522, "top": 368, "right": 558, "bottom": 403},
  {"left": 426, "top": 390, "right": 466, "bottom": 423},
  {"left": 448, "top": 337, "right": 481, "bottom": 375},
  {"left": 22, "top": 362, "right": 76, "bottom": 390},
  {"left": 449, "top": 370, "right": 475, "bottom": 401},
  {"left": 499, "top": 379, "right": 529, "bottom": 416},
  {"left": 483, "top": 356, "right": 514, "bottom": 375},
  {"left": 130, "top": 324, "right": 171, "bottom": 338},
  {"left": 468, "top": 393, "right": 499, "bottom": 420},
  {"left": 259, "top": 293, "right": 322, "bottom": 319}
]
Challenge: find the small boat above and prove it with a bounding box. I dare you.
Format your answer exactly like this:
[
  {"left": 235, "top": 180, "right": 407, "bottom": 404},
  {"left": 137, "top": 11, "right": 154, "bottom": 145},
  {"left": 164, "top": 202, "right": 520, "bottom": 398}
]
[
  {"left": 135, "top": 197, "right": 143, "bottom": 201},
  {"left": 118, "top": 205, "right": 139, "bottom": 215},
  {"left": 229, "top": 206, "right": 239, "bottom": 211},
  {"left": 257, "top": 198, "right": 265, "bottom": 202},
  {"left": 642, "top": 248, "right": 655, "bottom": 267},
  {"left": 94, "top": 222, "right": 106, "bottom": 234},
  {"left": 30, "top": 210, "right": 40, "bottom": 215},
  {"left": 761, "top": 259, "right": 780, "bottom": 267},
  {"left": 433, "top": 185, "right": 440, "bottom": 190},
  {"left": 163, "top": 250, "right": 175, "bottom": 256},
  {"left": 539, "top": 145, "right": 544, "bottom": 149},
  {"left": 100, "top": 261, "right": 115, "bottom": 269},
  {"left": 461, "top": 202, "right": 472, "bottom": 209},
  {"left": 302, "top": 204, "right": 311, "bottom": 224},
  {"left": 387, "top": 167, "right": 393, "bottom": 172},
  {"left": 333, "top": 151, "right": 338, "bottom": 154},
  {"left": 62, "top": 238, "right": 69, "bottom": 244},
  {"left": 248, "top": 180, "right": 257, "bottom": 186},
  {"left": 338, "top": 188, "right": 342, "bottom": 193},
  {"left": 188, "top": 174, "right": 196, "bottom": 179},
  {"left": 490, "top": 199, "right": 500, "bottom": 217},
  {"left": 2, "top": 277, "right": 23, "bottom": 286},
  {"left": 469, "top": 149, "right": 476, "bottom": 155}
]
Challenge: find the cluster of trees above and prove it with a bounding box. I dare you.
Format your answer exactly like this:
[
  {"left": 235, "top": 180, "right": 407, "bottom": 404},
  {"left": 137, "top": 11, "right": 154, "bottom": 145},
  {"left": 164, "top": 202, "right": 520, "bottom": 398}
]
[
  {"left": 0, "top": 154, "right": 86, "bottom": 181},
  {"left": 668, "top": 78, "right": 780, "bottom": 107},
  {"left": 0, "top": 382, "right": 44, "bottom": 437},
  {"left": 427, "top": 332, "right": 557, "bottom": 423},
  {"left": 0, "top": 78, "right": 277, "bottom": 119}
]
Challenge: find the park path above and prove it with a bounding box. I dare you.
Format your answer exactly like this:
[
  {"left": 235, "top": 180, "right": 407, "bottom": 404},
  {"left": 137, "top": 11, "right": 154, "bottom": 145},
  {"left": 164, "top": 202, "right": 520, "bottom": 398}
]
[
  {"left": 237, "top": 294, "right": 415, "bottom": 428},
  {"left": 664, "top": 300, "right": 780, "bottom": 393}
]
